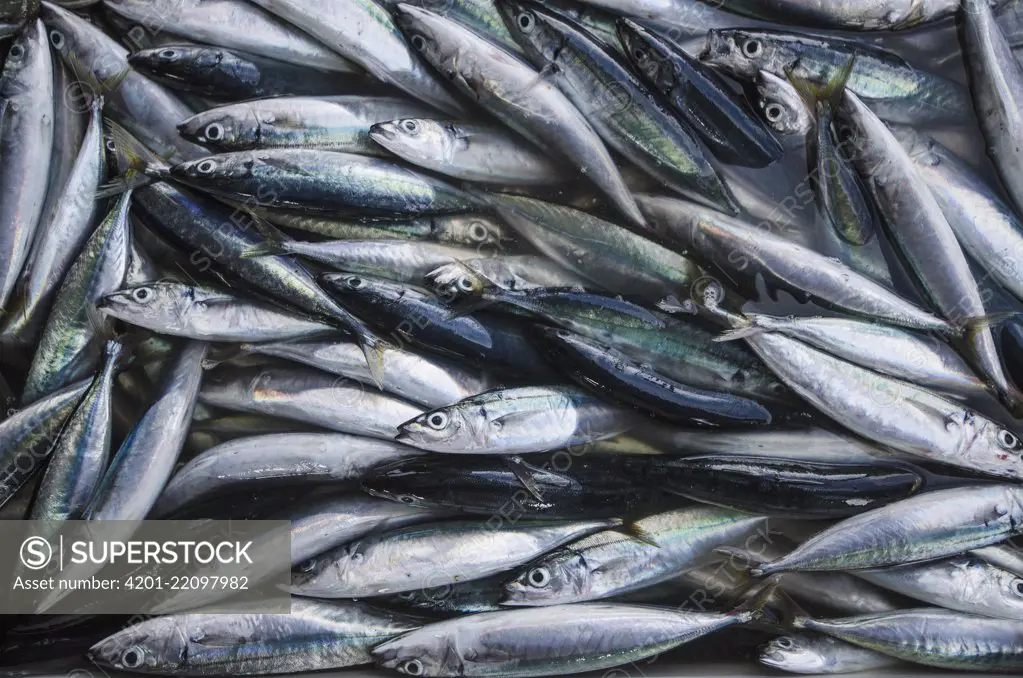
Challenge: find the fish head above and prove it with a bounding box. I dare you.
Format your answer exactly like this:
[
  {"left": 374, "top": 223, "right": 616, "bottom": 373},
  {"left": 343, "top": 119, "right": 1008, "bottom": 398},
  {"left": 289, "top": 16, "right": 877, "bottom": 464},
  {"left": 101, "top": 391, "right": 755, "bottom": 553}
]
[
  {"left": 616, "top": 19, "right": 673, "bottom": 91},
  {"left": 702, "top": 29, "right": 776, "bottom": 79},
  {"left": 177, "top": 108, "right": 258, "bottom": 149},
  {"left": 501, "top": 548, "right": 589, "bottom": 605},
  {"left": 290, "top": 542, "right": 360, "bottom": 595},
  {"left": 755, "top": 70, "right": 811, "bottom": 137},
  {"left": 170, "top": 152, "right": 250, "bottom": 184},
  {"left": 425, "top": 262, "right": 486, "bottom": 301},
  {"left": 88, "top": 618, "right": 184, "bottom": 673},
  {"left": 758, "top": 635, "right": 829, "bottom": 673},
  {"left": 394, "top": 4, "right": 461, "bottom": 76},
  {"left": 129, "top": 44, "right": 218, "bottom": 75},
  {"left": 435, "top": 214, "right": 513, "bottom": 249},
  {"left": 396, "top": 406, "right": 471, "bottom": 452},
  {"left": 961, "top": 417, "right": 1023, "bottom": 484},
  {"left": 40, "top": 3, "right": 128, "bottom": 84},
  {"left": 320, "top": 273, "right": 407, "bottom": 309},
  {"left": 373, "top": 629, "right": 451, "bottom": 677},
  {"left": 97, "top": 281, "right": 189, "bottom": 327},
  {"left": 370, "top": 118, "right": 455, "bottom": 166},
  {"left": 361, "top": 458, "right": 440, "bottom": 508},
  {"left": 1, "top": 18, "right": 48, "bottom": 95},
  {"left": 497, "top": 0, "right": 562, "bottom": 64}
]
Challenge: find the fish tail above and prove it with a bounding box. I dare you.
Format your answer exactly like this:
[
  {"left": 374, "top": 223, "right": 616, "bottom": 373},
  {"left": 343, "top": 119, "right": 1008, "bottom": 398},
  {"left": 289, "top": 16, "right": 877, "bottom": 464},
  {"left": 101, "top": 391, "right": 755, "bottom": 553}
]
[
  {"left": 786, "top": 55, "right": 857, "bottom": 111},
  {"left": 729, "top": 580, "right": 783, "bottom": 624},
  {"left": 713, "top": 546, "right": 771, "bottom": 577},
  {"left": 357, "top": 331, "right": 391, "bottom": 388},
  {"left": 97, "top": 120, "right": 163, "bottom": 199}
]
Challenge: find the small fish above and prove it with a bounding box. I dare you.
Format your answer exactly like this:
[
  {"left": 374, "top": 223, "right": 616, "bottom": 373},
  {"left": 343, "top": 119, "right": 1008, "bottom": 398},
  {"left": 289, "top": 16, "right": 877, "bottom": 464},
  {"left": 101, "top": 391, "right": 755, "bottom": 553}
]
[{"left": 759, "top": 634, "right": 902, "bottom": 674}]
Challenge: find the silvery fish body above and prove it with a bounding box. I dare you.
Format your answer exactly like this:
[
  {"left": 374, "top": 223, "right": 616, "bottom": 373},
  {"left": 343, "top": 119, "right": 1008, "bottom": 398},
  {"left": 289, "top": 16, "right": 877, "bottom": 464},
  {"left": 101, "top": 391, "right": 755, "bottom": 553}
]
[
  {"left": 759, "top": 634, "right": 902, "bottom": 674},
  {"left": 426, "top": 256, "right": 591, "bottom": 300},
  {"left": 754, "top": 69, "right": 813, "bottom": 137}
]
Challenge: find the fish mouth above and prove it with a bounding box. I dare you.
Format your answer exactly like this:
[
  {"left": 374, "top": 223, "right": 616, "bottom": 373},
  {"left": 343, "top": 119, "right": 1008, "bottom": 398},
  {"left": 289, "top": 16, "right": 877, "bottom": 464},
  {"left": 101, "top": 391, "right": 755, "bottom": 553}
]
[{"left": 369, "top": 122, "right": 397, "bottom": 142}]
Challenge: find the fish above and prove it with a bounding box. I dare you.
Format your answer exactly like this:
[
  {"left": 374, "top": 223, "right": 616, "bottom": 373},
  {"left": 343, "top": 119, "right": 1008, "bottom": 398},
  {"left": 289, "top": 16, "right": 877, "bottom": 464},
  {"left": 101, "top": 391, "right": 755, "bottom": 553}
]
[
  {"left": 22, "top": 191, "right": 132, "bottom": 404},
  {"left": 291, "top": 518, "right": 619, "bottom": 597},
  {"left": 759, "top": 634, "right": 902, "bottom": 674},
  {"left": 372, "top": 602, "right": 763, "bottom": 677},
  {"left": 177, "top": 96, "right": 435, "bottom": 154},
  {"left": 362, "top": 454, "right": 667, "bottom": 518},
  {"left": 753, "top": 69, "right": 813, "bottom": 138},
  {"left": 639, "top": 426, "right": 892, "bottom": 464},
  {"left": 98, "top": 281, "right": 335, "bottom": 343},
  {"left": 426, "top": 257, "right": 591, "bottom": 300},
  {"left": 502, "top": 506, "right": 767, "bottom": 605},
  {"left": 534, "top": 327, "right": 774, "bottom": 426},
  {"left": 396, "top": 385, "right": 637, "bottom": 455},
  {"left": 974, "top": 544, "right": 1023, "bottom": 578},
  {"left": 500, "top": 1, "right": 733, "bottom": 209},
  {"left": 199, "top": 364, "right": 424, "bottom": 439},
  {"left": 88, "top": 599, "right": 428, "bottom": 675},
  {"left": 241, "top": 339, "right": 494, "bottom": 409},
  {"left": 248, "top": 0, "right": 465, "bottom": 115},
  {"left": 0, "top": 19, "right": 54, "bottom": 311},
  {"left": 370, "top": 119, "right": 568, "bottom": 185},
  {"left": 624, "top": 455, "right": 923, "bottom": 519},
  {"left": 793, "top": 608, "right": 1023, "bottom": 672},
  {"left": 127, "top": 45, "right": 361, "bottom": 100},
  {"left": 700, "top": 0, "right": 956, "bottom": 30},
  {"left": 394, "top": 3, "right": 645, "bottom": 227},
  {"left": 151, "top": 433, "right": 424, "bottom": 518},
  {"left": 617, "top": 19, "right": 783, "bottom": 169},
  {"left": 736, "top": 485, "right": 1023, "bottom": 575}
]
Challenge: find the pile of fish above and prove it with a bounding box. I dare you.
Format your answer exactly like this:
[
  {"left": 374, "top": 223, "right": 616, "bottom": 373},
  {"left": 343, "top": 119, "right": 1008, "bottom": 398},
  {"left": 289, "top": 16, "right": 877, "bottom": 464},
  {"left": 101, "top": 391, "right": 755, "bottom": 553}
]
[{"left": 7, "top": 0, "right": 1023, "bottom": 675}]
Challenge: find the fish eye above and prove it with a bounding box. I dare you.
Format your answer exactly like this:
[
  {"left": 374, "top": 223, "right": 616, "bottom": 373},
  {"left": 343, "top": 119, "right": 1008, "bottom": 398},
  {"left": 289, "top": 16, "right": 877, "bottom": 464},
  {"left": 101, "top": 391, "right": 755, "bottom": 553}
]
[
  {"left": 106, "top": 139, "right": 117, "bottom": 152},
  {"left": 398, "top": 495, "right": 417, "bottom": 504},
  {"left": 402, "top": 659, "right": 424, "bottom": 676},
  {"left": 998, "top": 429, "right": 1021, "bottom": 450},
  {"left": 1012, "top": 579, "right": 1023, "bottom": 597},
  {"left": 469, "top": 222, "right": 489, "bottom": 241},
  {"left": 350, "top": 552, "right": 364, "bottom": 563},
  {"left": 48, "top": 31, "right": 63, "bottom": 50},
  {"left": 8, "top": 43, "right": 25, "bottom": 59},
  {"left": 132, "top": 287, "right": 152, "bottom": 303},
  {"left": 204, "top": 123, "right": 225, "bottom": 141},
  {"left": 195, "top": 159, "right": 217, "bottom": 174},
  {"left": 121, "top": 646, "right": 145, "bottom": 669},
  {"left": 347, "top": 276, "right": 363, "bottom": 289},
  {"left": 297, "top": 558, "right": 317, "bottom": 573},
  {"left": 632, "top": 48, "right": 646, "bottom": 62},
  {"left": 160, "top": 49, "right": 176, "bottom": 59},
  {"left": 410, "top": 35, "right": 427, "bottom": 51},
  {"left": 527, "top": 567, "right": 550, "bottom": 587},
  {"left": 765, "top": 103, "right": 783, "bottom": 122},
  {"left": 742, "top": 39, "right": 761, "bottom": 58},
  {"left": 457, "top": 277, "right": 474, "bottom": 292},
  {"left": 769, "top": 382, "right": 786, "bottom": 395},
  {"left": 401, "top": 119, "right": 420, "bottom": 134},
  {"left": 774, "top": 637, "right": 794, "bottom": 649},
  {"left": 517, "top": 11, "right": 534, "bottom": 32},
  {"left": 426, "top": 412, "right": 449, "bottom": 430}
]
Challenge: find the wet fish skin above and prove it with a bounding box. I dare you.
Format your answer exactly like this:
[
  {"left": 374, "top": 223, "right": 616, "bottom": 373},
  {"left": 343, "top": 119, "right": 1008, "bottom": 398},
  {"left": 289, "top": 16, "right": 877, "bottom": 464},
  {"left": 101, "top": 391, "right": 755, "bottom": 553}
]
[
  {"left": 396, "top": 385, "right": 636, "bottom": 455},
  {"left": 624, "top": 455, "right": 923, "bottom": 519},
  {"left": 617, "top": 19, "right": 783, "bottom": 169},
  {"left": 426, "top": 256, "right": 590, "bottom": 300},
  {"left": 754, "top": 69, "right": 813, "bottom": 137},
  {"left": 973, "top": 544, "right": 1023, "bottom": 578},
  {"left": 249, "top": 0, "right": 465, "bottom": 115},
  {"left": 696, "top": 0, "right": 956, "bottom": 30},
  {"left": 759, "top": 633, "right": 902, "bottom": 674},
  {"left": 178, "top": 96, "right": 435, "bottom": 154},
  {"left": 151, "top": 433, "right": 424, "bottom": 518},
  {"left": 128, "top": 45, "right": 359, "bottom": 99},
  {"left": 88, "top": 599, "right": 428, "bottom": 675},
  {"left": 370, "top": 118, "right": 568, "bottom": 185},
  {"left": 0, "top": 19, "right": 53, "bottom": 312},
  {"left": 373, "top": 603, "right": 755, "bottom": 677},
  {"left": 22, "top": 191, "right": 132, "bottom": 405},
  {"left": 395, "top": 3, "right": 645, "bottom": 228},
  {"left": 794, "top": 608, "right": 1023, "bottom": 672},
  {"left": 29, "top": 341, "right": 121, "bottom": 520},
  {"left": 292, "top": 518, "right": 619, "bottom": 597},
  {"left": 98, "top": 280, "right": 335, "bottom": 343},
  {"left": 198, "top": 364, "right": 424, "bottom": 440},
  {"left": 381, "top": 574, "right": 507, "bottom": 614},
  {"left": 85, "top": 340, "right": 207, "bottom": 521}
]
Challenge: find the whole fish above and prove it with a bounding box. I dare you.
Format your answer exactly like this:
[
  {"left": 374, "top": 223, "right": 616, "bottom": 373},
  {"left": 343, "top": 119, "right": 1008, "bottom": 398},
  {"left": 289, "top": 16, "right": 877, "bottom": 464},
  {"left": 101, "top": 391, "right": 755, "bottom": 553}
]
[
  {"left": 739, "top": 485, "right": 1023, "bottom": 575},
  {"left": 273, "top": 494, "right": 448, "bottom": 566},
  {"left": 618, "top": 19, "right": 783, "bottom": 169},
  {"left": 500, "top": 1, "right": 733, "bottom": 209},
  {"left": 88, "top": 599, "right": 427, "bottom": 675},
  {"left": 28, "top": 341, "right": 121, "bottom": 520},
  {"left": 426, "top": 257, "right": 590, "bottom": 299},
  {"left": 635, "top": 194, "right": 950, "bottom": 332},
  {"left": 0, "top": 19, "right": 53, "bottom": 311},
  {"left": 839, "top": 90, "right": 1020, "bottom": 411},
  {"left": 242, "top": 339, "right": 494, "bottom": 409},
  {"left": 535, "top": 327, "right": 774, "bottom": 426},
  {"left": 291, "top": 518, "right": 619, "bottom": 597},
  {"left": 754, "top": 70, "right": 813, "bottom": 137},
  {"left": 22, "top": 191, "right": 132, "bottom": 404},
  {"left": 151, "top": 433, "right": 423, "bottom": 518},
  {"left": 0, "top": 379, "right": 88, "bottom": 510},
  {"left": 178, "top": 96, "right": 435, "bottom": 154},
  {"left": 248, "top": 0, "right": 464, "bottom": 114},
  {"left": 128, "top": 45, "right": 359, "bottom": 99},
  {"left": 624, "top": 455, "right": 923, "bottom": 518},
  {"left": 169, "top": 149, "right": 488, "bottom": 216},
  {"left": 856, "top": 554, "right": 1023, "bottom": 621},
  {"left": 394, "top": 4, "right": 645, "bottom": 227},
  {"left": 718, "top": 313, "right": 987, "bottom": 399},
  {"left": 41, "top": 2, "right": 207, "bottom": 161},
  {"left": 703, "top": 29, "right": 969, "bottom": 125},
  {"left": 370, "top": 119, "right": 568, "bottom": 185},
  {"left": 198, "top": 365, "right": 424, "bottom": 439},
  {"left": 85, "top": 340, "right": 206, "bottom": 521},
  {"left": 964, "top": 0, "right": 1023, "bottom": 216},
  {"left": 502, "top": 506, "right": 767, "bottom": 605},
  {"left": 102, "top": 0, "right": 356, "bottom": 72},
  {"left": 794, "top": 608, "right": 1023, "bottom": 672},
  {"left": 372, "top": 603, "right": 761, "bottom": 677},
  {"left": 396, "top": 385, "right": 637, "bottom": 455},
  {"left": 362, "top": 454, "right": 665, "bottom": 518},
  {"left": 98, "top": 281, "right": 335, "bottom": 343},
  {"left": 759, "top": 634, "right": 902, "bottom": 674}
]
